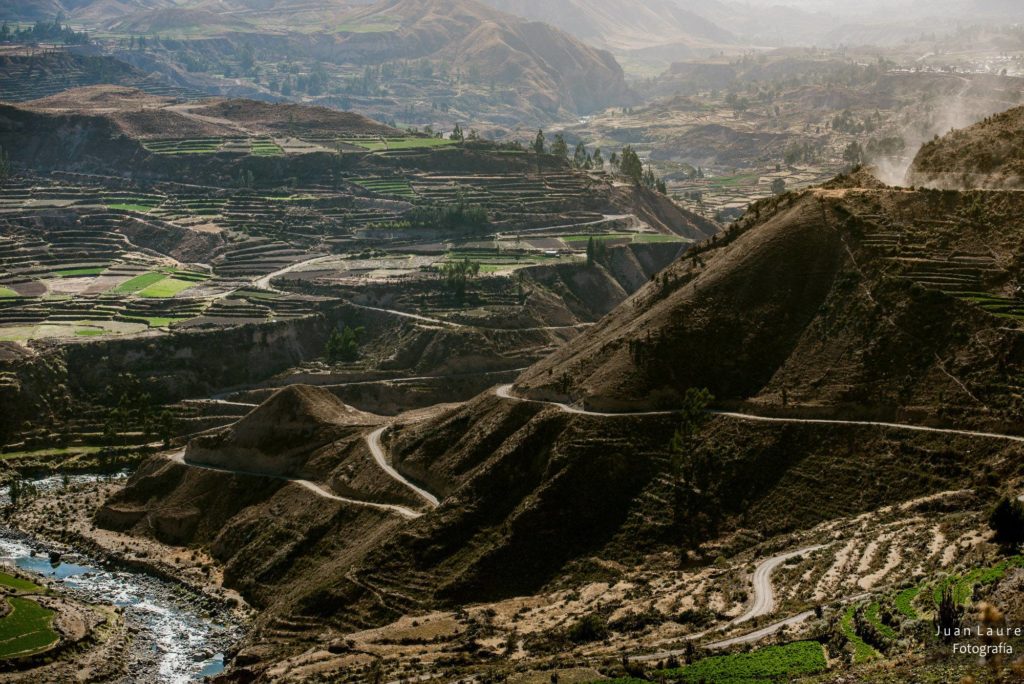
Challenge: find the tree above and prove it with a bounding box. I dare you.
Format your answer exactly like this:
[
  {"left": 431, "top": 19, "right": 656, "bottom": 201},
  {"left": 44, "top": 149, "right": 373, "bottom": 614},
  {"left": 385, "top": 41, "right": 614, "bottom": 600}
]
[
  {"left": 843, "top": 141, "right": 865, "bottom": 166},
  {"left": 0, "top": 145, "right": 9, "bottom": 183},
  {"left": 573, "top": 142, "right": 588, "bottom": 168},
  {"left": 451, "top": 123, "right": 464, "bottom": 142},
  {"left": 158, "top": 410, "right": 175, "bottom": 448},
  {"left": 771, "top": 178, "right": 787, "bottom": 195},
  {"left": 586, "top": 237, "right": 607, "bottom": 268},
  {"left": 551, "top": 134, "right": 568, "bottom": 160},
  {"left": 669, "top": 387, "right": 716, "bottom": 566},
  {"left": 989, "top": 496, "right": 1024, "bottom": 546},
  {"left": 619, "top": 146, "right": 644, "bottom": 185},
  {"left": 609, "top": 151, "right": 619, "bottom": 171},
  {"left": 441, "top": 258, "right": 480, "bottom": 303},
  {"left": 325, "top": 324, "right": 364, "bottom": 363},
  {"left": 592, "top": 147, "right": 604, "bottom": 169},
  {"left": 934, "top": 584, "right": 963, "bottom": 642},
  {"left": 532, "top": 129, "right": 545, "bottom": 155}
]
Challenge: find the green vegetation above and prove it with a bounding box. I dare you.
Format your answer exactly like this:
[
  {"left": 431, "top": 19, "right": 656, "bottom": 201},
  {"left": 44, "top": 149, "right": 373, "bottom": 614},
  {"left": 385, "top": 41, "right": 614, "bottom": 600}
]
[
  {"left": 0, "top": 445, "right": 102, "bottom": 459},
  {"left": 250, "top": 138, "right": 284, "bottom": 156},
  {"left": 864, "top": 602, "right": 899, "bottom": 640},
  {"left": 0, "top": 286, "right": 17, "bottom": 298},
  {"left": 137, "top": 277, "right": 197, "bottom": 298},
  {"left": 932, "top": 556, "right": 1024, "bottom": 607},
  {"left": 354, "top": 177, "right": 416, "bottom": 198},
  {"left": 0, "top": 597, "right": 58, "bottom": 659},
  {"left": 340, "top": 137, "right": 456, "bottom": 152},
  {"left": 325, "top": 324, "right": 364, "bottom": 363},
  {"left": 989, "top": 496, "right": 1024, "bottom": 545},
  {"left": 111, "top": 271, "right": 166, "bottom": 294},
  {"left": 894, "top": 587, "right": 920, "bottom": 619},
  {"left": 657, "top": 641, "right": 827, "bottom": 682},
  {"left": 841, "top": 606, "right": 879, "bottom": 663},
  {"left": 441, "top": 258, "right": 480, "bottom": 303},
  {"left": 143, "top": 138, "right": 226, "bottom": 155},
  {"left": 106, "top": 203, "right": 157, "bottom": 213},
  {"left": 75, "top": 328, "right": 105, "bottom": 336},
  {"left": 0, "top": 572, "right": 41, "bottom": 593}
]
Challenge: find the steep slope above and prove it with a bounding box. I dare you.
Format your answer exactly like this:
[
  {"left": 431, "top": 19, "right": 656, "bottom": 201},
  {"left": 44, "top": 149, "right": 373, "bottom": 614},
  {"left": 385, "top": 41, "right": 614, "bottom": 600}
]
[
  {"left": 478, "top": 0, "right": 733, "bottom": 52},
  {"left": 96, "top": 140, "right": 1024, "bottom": 680},
  {"left": 332, "top": 0, "right": 631, "bottom": 115},
  {"left": 908, "top": 105, "right": 1024, "bottom": 189},
  {"left": 515, "top": 181, "right": 1024, "bottom": 426}
]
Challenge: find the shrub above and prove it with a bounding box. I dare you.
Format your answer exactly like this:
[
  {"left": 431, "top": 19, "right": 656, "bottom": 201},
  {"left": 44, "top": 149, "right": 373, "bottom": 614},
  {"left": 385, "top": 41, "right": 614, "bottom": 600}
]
[{"left": 989, "top": 496, "right": 1024, "bottom": 546}]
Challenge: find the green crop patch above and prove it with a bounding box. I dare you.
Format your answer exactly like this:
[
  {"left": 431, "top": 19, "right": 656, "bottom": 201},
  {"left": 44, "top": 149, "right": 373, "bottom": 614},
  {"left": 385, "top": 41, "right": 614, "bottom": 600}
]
[
  {"left": 354, "top": 178, "right": 416, "bottom": 198},
  {"left": 0, "top": 597, "right": 59, "bottom": 659},
  {"left": 865, "top": 602, "right": 899, "bottom": 640},
  {"left": 137, "top": 277, "right": 198, "bottom": 298},
  {"left": 0, "top": 287, "right": 17, "bottom": 298},
  {"left": 251, "top": 139, "right": 284, "bottom": 156},
  {"left": 841, "top": 606, "right": 879, "bottom": 663},
  {"left": 0, "top": 572, "right": 42, "bottom": 593},
  {"left": 894, "top": 586, "right": 920, "bottom": 619},
  {"left": 657, "top": 641, "right": 828, "bottom": 682},
  {"left": 932, "top": 556, "right": 1024, "bottom": 607},
  {"left": 112, "top": 272, "right": 166, "bottom": 294}
]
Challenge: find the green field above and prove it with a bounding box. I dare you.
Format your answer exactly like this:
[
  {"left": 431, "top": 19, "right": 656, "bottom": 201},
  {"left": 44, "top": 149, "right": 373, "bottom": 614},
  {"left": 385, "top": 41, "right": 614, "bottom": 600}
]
[
  {"left": 341, "top": 137, "right": 457, "bottom": 152},
  {"left": 0, "top": 597, "right": 59, "bottom": 659},
  {"left": 841, "top": 606, "right": 879, "bottom": 663},
  {"left": 865, "top": 602, "right": 899, "bottom": 640},
  {"left": 111, "top": 272, "right": 166, "bottom": 294},
  {"left": 657, "top": 641, "right": 828, "bottom": 682},
  {"left": 251, "top": 139, "right": 284, "bottom": 156},
  {"left": 0, "top": 572, "right": 42, "bottom": 593},
  {"left": 354, "top": 178, "right": 416, "bottom": 198},
  {"left": 137, "top": 277, "right": 198, "bottom": 298},
  {"left": 932, "top": 556, "right": 1024, "bottom": 607},
  {"left": 894, "top": 587, "right": 920, "bottom": 619},
  {"left": 0, "top": 287, "right": 17, "bottom": 298}
]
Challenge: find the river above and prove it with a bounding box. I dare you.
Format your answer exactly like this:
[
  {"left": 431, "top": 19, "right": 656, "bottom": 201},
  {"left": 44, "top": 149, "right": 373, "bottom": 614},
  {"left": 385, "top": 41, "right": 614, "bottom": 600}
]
[{"left": 0, "top": 472, "right": 243, "bottom": 682}]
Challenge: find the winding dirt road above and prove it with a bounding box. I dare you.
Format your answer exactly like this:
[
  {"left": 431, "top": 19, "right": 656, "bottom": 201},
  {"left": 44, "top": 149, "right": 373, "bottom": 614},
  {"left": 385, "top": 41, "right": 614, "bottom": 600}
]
[
  {"left": 366, "top": 427, "right": 440, "bottom": 508},
  {"left": 634, "top": 545, "right": 827, "bottom": 661},
  {"left": 165, "top": 449, "right": 423, "bottom": 520},
  {"left": 493, "top": 385, "right": 1024, "bottom": 443}
]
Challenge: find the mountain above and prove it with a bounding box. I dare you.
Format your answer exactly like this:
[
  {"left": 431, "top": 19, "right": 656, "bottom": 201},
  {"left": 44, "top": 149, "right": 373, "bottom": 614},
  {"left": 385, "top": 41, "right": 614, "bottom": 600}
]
[
  {"left": 478, "top": 0, "right": 734, "bottom": 52},
  {"left": 335, "top": 0, "right": 632, "bottom": 115},
  {"left": 92, "top": 115, "right": 1024, "bottom": 679}
]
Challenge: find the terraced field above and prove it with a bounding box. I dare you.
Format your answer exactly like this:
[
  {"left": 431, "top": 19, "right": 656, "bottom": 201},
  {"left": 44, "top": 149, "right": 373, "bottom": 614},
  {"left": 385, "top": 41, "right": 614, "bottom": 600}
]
[{"left": 0, "top": 572, "right": 58, "bottom": 661}]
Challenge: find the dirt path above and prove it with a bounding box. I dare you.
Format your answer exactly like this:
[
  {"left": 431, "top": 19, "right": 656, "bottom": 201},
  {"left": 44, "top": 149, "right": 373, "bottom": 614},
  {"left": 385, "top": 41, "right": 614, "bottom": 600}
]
[
  {"left": 634, "top": 545, "right": 827, "bottom": 661},
  {"left": 365, "top": 427, "right": 440, "bottom": 507},
  {"left": 165, "top": 449, "right": 423, "bottom": 519},
  {"left": 493, "top": 385, "right": 1024, "bottom": 443},
  {"left": 253, "top": 254, "right": 333, "bottom": 290}
]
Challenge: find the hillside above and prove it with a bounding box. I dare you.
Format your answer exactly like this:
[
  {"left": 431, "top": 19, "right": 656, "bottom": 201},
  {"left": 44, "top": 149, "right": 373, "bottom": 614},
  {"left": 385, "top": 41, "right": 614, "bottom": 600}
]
[
  {"left": 477, "top": 0, "right": 733, "bottom": 52},
  {"left": 514, "top": 180, "right": 1024, "bottom": 426},
  {"left": 89, "top": 119, "right": 1024, "bottom": 679},
  {"left": 908, "top": 105, "right": 1024, "bottom": 189},
  {"left": 336, "top": 0, "right": 631, "bottom": 115}
]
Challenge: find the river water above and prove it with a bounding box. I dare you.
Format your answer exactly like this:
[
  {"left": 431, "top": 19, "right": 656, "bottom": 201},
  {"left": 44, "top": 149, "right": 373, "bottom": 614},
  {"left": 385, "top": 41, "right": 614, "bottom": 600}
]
[{"left": 0, "top": 472, "right": 242, "bottom": 682}]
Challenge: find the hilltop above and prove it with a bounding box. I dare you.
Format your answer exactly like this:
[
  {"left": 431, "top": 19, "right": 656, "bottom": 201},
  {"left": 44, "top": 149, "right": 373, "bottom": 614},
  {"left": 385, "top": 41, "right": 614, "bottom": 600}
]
[{"left": 909, "top": 105, "right": 1024, "bottom": 189}]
